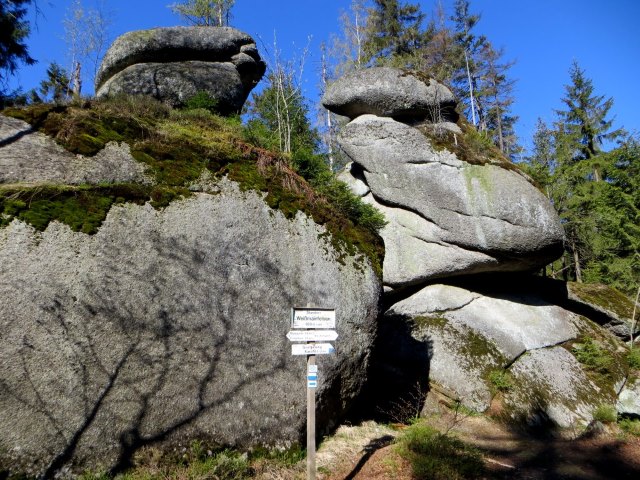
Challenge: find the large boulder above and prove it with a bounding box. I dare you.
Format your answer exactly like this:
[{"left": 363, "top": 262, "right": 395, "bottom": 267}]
[
  {"left": 377, "top": 281, "right": 627, "bottom": 427},
  {"left": 95, "top": 27, "right": 265, "bottom": 114},
  {"left": 0, "top": 180, "right": 380, "bottom": 476},
  {"left": 338, "top": 115, "right": 564, "bottom": 288},
  {"left": 322, "top": 67, "right": 457, "bottom": 122}
]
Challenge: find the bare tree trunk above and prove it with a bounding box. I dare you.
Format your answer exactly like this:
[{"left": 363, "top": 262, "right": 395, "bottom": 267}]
[
  {"left": 464, "top": 50, "right": 477, "bottom": 127},
  {"left": 71, "top": 61, "right": 82, "bottom": 96},
  {"left": 631, "top": 284, "right": 640, "bottom": 348},
  {"left": 571, "top": 240, "right": 583, "bottom": 283}
]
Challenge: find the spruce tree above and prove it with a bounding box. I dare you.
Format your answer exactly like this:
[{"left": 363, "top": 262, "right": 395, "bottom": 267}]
[
  {"left": 362, "top": 0, "right": 425, "bottom": 65},
  {"left": 0, "top": 0, "right": 35, "bottom": 94},
  {"left": 556, "top": 61, "right": 624, "bottom": 181}
]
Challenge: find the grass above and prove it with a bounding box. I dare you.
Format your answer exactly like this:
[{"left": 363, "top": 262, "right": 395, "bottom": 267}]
[
  {"left": 618, "top": 418, "right": 640, "bottom": 437},
  {"left": 487, "top": 370, "right": 514, "bottom": 394},
  {"left": 395, "top": 421, "right": 485, "bottom": 480},
  {"left": 1, "top": 98, "right": 385, "bottom": 275},
  {"left": 592, "top": 404, "right": 618, "bottom": 423},
  {"left": 74, "top": 441, "right": 305, "bottom": 480},
  {"left": 628, "top": 348, "right": 640, "bottom": 370}
]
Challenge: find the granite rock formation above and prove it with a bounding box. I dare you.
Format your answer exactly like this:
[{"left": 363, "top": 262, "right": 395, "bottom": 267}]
[{"left": 95, "top": 26, "right": 265, "bottom": 114}]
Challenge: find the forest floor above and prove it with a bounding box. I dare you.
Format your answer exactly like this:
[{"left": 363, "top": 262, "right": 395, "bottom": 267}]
[{"left": 308, "top": 410, "right": 640, "bottom": 480}]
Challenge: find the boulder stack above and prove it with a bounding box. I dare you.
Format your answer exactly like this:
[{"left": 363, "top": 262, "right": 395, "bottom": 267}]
[
  {"left": 95, "top": 26, "right": 266, "bottom": 115},
  {"left": 323, "top": 67, "right": 564, "bottom": 289},
  {"left": 324, "top": 67, "right": 635, "bottom": 430}
]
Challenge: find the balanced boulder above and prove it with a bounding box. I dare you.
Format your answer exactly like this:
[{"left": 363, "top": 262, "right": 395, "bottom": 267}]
[
  {"left": 95, "top": 27, "right": 265, "bottom": 114},
  {"left": 336, "top": 114, "right": 564, "bottom": 288},
  {"left": 322, "top": 67, "right": 457, "bottom": 122}
]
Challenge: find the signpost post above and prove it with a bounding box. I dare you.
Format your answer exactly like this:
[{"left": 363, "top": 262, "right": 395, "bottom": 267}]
[{"left": 289, "top": 307, "right": 337, "bottom": 480}]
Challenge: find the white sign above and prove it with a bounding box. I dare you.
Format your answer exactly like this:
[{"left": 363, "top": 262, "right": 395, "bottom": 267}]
[
  {"left": 291, "top": 343, "right": 335, "bottom": 356},
  {"left": 287, "top": 330, "right": 338, "bottom": 342},
  {"left": 292, "top": 308, "right": 336, "bottom": 329},
  {"left": 308, "top": 364, "right": 318, "bottom": 374},
  {"left": 308, "top": 379, "right": 318, "bottom": 388}
]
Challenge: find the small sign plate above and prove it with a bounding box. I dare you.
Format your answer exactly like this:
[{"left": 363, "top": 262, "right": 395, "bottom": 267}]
[
  {"left": 292, "top": 308, "right": 336, "bottom": 329},
  {"left": 308, "top": 364, "right": 318, "bottom": 374},
  {"left": 307, "top": 380, "right": 318, "bottom": 388},
  {"left": 287, "top": 330, "right": 338, "bottom": 342},
  {"left": 292, "top": 343, "right": 335, "bottom": 356}
]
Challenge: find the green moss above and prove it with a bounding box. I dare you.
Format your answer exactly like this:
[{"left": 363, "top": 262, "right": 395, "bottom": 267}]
[
  {"left": 0, "top": 184, "right": 190, "bottom": 234},
  {"left": 418, "top": 119, "right": 524, "bottom": 176},
  {"left": 566, "top": 316, "right": 629, "bottom": 397},
  {"left": 568, "top": 282, "right": 635, "bottom": 320}
]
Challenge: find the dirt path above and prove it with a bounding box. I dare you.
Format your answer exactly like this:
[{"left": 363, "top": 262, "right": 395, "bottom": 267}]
[{"left": 313, "top": 415, "right": 640, "bottom": 480}]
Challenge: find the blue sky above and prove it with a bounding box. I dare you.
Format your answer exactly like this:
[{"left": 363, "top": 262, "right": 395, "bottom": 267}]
[{"left": 9, "top": 0, "right": 640, "bottom": 152}]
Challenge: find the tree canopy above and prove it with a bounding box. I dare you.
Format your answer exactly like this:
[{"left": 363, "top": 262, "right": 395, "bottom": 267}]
[{"left": 169, "top": 0, "right": 235, "bottom": 26}]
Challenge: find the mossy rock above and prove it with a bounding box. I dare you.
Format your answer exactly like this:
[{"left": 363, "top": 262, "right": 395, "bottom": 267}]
[
  {"left": 411, "top": 315, "right": 508, "bottom": 413},
  {"left": 1, "top": 100, "right": 384, "bottom": 275}
]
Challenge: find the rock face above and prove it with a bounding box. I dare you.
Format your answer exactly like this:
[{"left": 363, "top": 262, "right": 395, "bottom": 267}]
[
  {"left": 328, "top": 103, "right": 564, "bottom": 289},
  {"left": 95, "top": 27, "right": 265, "bottom": 114},
  {"left": 0, "top": 115, "right": 151, "bottom": 185},
  {"left": 0, "top": 180, "right": 380, "bottom": 475}
]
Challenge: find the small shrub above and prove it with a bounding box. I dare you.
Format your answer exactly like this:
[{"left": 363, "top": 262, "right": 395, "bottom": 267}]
[
  {"left": 572, "top": 337, "right": 613, "bottom": 375},
  {"left": 488, "top": 369, "right": 513, "bottom": 393},
  {"left": 628, "top": 348, "right": 640, "bottom": 370},
  {"left": 185, "top": 91, "right": 219, "bottom": 113},
  {"left": 592, "top": 404, "right": 617, "bottom": 423},
  {"left": 396, "top": 421, "right": 484, "bottom": 480},
  {"left": 619, "top": 417, "right": 640, "bottom": 436}
]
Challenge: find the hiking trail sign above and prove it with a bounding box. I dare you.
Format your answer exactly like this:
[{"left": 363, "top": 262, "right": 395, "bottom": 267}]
[{"left": 288, "top": 307, "right": 336, "bottom": 480}]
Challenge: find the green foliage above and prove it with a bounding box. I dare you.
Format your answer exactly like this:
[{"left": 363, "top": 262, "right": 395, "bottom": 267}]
[
  {"left": 520, "top": 63, "right": 639, "bottom": 295},
  {"left": 0, "top": 0, "right": 35, "bottom": 95},
  {"left": 363, "top": 0, "right": 425, "bottom": 64},
  {"left": 184, "top": 91, "right": 219, "bottom": 113},
  {"left": 592, "top": 404, "right": 617, "bottom": 423},
  {"left": 37, "top": 62, "right": 70, "bottom": 104},
  {"left": 395, "top": 421, "right": 485, "bottom": 480},
  {"left": 628, "top": 348, "right": 640, "bottom": 370},
  {"left": 618, "top": 418, "right": 640, "bottom": 437},
  {"left": 571, "top": 337, "right": 614, "bottom": 375},
  {"left": 487, "top": 370, "right": 513, "bottom": 393}
]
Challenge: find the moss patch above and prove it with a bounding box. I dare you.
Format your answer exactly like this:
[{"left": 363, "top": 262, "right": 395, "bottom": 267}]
[
  {"left": 564, "top": 315, "right": 629, "bottom": 397},
  {"left": 0, "top": 184, "right": 191, "bottom": 233},
  {"left": 418, "top": 119, "right": 524, "bottom": 176},
  {"left": 568, "top": 282, "right": 635, "bottom": 320}
]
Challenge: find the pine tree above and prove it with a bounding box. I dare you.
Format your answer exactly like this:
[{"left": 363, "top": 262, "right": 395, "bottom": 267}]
[
  {"left": 0, "top": 0, "right": 36, "bottom": 94},
  {"left": 556, "top": 61, "right": 624, "bottom": 181},
  {"left": 362, "top": 0, "right": 425, "bottom": 65},
  {"left": 38, "top": 62, "right": 70, "bottom": 103}
]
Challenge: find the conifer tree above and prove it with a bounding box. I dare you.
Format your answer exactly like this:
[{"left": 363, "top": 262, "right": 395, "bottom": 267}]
[
  {"left": 0, "top": 0, "right": 35, "bottom": 94},
  {"left": 556, "top": 61, "right": 624, "bottom": 181},
  {"left": 362, "top": 0, "right": 425, "bottom": 65}
]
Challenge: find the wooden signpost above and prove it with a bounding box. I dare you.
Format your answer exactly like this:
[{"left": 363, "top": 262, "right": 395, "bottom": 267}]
[{"left": 289, "top": 307, "right": 337, "bottom": 480}]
